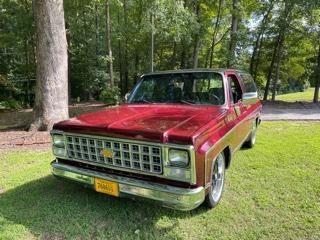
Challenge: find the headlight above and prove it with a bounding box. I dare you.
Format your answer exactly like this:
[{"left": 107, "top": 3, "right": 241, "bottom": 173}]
[
  {"left": 52, "top": 134, "right": 65, "bottom": 148},
  {"left": 53, "top": 146, "right": 66, "bottom": 156},
  {"left": 168, "top": 149, "right": 189, "bottom": 167}
]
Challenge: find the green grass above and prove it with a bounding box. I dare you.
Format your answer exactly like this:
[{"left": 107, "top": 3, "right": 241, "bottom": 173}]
[
  {"left": 274, "top": 88, "right": 316, "bottom": 102},
  {"left": 0, "top": 122, "right": 320, "bottom": 240}
]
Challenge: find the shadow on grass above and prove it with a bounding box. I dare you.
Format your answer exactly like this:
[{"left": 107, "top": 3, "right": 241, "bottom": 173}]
[{"left": 0, "top": 175, "right": 206, "bottom": 239}]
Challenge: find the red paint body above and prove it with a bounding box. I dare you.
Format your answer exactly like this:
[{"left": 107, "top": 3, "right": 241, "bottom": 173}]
[{"left": 53, "top": 69, "right": 262, "bottom": 188}]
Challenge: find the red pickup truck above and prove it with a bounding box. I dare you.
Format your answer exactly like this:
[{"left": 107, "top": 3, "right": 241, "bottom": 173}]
[{"left": 51, "top": 69, "right": 262, "bottom": 211}]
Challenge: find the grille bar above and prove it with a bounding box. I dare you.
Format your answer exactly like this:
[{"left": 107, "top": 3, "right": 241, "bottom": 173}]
[{"left": 65, "top": 135, "right": 163, "bottom": 174}]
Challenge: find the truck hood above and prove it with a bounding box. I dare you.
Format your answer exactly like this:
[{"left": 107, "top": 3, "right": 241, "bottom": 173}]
[{"left": 53, "top": 104, "right": 226, "bottom": 145}]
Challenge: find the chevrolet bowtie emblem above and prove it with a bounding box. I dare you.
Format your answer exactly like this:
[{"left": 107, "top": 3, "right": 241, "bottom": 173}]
[{"left": 100, "top": 149, "right": 113, "bottom": 158}]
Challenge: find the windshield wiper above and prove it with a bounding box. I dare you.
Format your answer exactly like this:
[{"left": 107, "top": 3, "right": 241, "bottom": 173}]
[
  {"left": 178, "top": 99, "right": 196, "bottom": 105},
  {"left": 132, "top": 99, "right": 154, "bottom": 104}
]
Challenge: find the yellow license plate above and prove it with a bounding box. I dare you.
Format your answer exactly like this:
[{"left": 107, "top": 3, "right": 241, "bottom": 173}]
[{"left": 94, "top": 178, "right": 119, "bottom": 197}]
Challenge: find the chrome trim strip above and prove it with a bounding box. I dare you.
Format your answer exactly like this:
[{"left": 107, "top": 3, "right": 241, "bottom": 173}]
[
  {"left": 55, "top": 131, "right": 193, "bottom": 151},
  {"left": 52, "top": 161, "right": 204, "bottom": 211},
  {"left": 190, "top": 147, "right": 197, "bottom": 184}
]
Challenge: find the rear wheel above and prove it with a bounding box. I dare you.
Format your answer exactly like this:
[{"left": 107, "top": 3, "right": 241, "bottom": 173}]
[
  {"left": 205, "top": 152, "right": 225, "bottom": 208},
  {"left": 243, "top": 120, "right": 257, "bottom": 148}
]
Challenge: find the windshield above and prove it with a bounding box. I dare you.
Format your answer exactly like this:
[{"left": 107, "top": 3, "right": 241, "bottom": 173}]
[{"left": 128, "top": 72, "right": 225, "bottom": 105}]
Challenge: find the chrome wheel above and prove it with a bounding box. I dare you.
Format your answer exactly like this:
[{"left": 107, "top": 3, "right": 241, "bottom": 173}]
[{"left": 205, "top": 152, "right": 225, "bottom": 208}]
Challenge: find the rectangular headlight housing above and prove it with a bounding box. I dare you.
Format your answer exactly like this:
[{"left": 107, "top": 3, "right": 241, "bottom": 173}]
[
  {"left": 53, "top": 146, "right": 66, "bottom": 156},
  {"left": 51, "top": 131, "right": 66, "bottom": 157},
  {"left": 52, "top": 134, "right": 65, "bottom": 148},
  {"left": 168, "top": 149, "right": 189, "bottom": 167}
]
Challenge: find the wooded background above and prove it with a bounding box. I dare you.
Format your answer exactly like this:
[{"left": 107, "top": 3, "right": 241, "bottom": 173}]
[{"left": 1, "top": 0, "right": 320, "bottom": 111}]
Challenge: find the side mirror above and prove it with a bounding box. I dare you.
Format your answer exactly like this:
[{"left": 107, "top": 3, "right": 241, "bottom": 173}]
[
  {"left": 124, "top": 92, "right": 130, "bottom": 102},
  {"left": 242, "top": 92, "right": 258, "bottom": 106}
]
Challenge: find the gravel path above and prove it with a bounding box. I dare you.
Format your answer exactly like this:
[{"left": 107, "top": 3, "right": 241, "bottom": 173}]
[{"left": 261, "top": 101, "right": 320, "bottom": 121}]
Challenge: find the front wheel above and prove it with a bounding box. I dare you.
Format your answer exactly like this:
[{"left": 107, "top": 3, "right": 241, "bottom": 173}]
[{"left": 205, "top": 152, "right": 226, "bottom": 208}]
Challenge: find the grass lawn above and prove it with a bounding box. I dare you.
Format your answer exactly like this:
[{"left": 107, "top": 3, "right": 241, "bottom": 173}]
[
  {"left": 274, "top": 88, "right": 316, "bottom": 102},
  {"left": 0, "top": 122, "right": 320, "bottom": 240}
]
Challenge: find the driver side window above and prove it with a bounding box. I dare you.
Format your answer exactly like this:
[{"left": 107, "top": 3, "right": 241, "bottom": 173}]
[{"left": 228, "top": 75, "right": 243, "bottom": 103}]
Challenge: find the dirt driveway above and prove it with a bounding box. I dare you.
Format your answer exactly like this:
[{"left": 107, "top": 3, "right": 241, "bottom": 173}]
[
  {"left": 0, "top": 102, "right": 109, "bottom": 130},
  {"left": 0, "top": 102, "right": 109, "bottom": 152}
]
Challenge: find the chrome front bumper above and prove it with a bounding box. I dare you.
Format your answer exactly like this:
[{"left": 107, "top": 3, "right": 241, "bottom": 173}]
[{"left": 51, "top": 160, "right": 205, "bottom": 211}]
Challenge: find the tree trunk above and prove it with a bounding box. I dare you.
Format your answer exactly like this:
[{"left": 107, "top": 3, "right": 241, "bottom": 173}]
[
  {"left": 82, "top": 10, "right": 90, "bottom": 100},
  {"left": 180, "top": 42, "right": 187, "bottom": 69},
  {"left": 95, "top": 4, "right": 99, "bottom": 63},
  {"left": 227, "top": 0, "right": 239, "bottom": 68},
  {"left": 30, "top": 0, "right": 69, "bottom": 131},
  {"left": 123, "top": 0, "right": 129, "bottom": 95},
  {"left": 263, "top": 1, "right": 292, "bottom": 101},
  {"left": 268, "top": 0, "right": 292, "bottom": 101},
  {"left": 192, "top": 3, "right": 201, "bottom": 68},
  {"left": 209, "top": 0, "right": 223, "bottom": 68},
  {"left": 24, "top": 36, "right": 31, "bottom": 106},
  {"left": 250, "top": 3, "right": 273, "bottom": 75},
  {"left": 134, "top": 49, "right": 140, "bottom": 84},
  {"left": 193, "top": 35, "right": 201, "bottom": 68},
  {"left": 271, "top": 33, "right": 285, "bottom": 101},
  {"left": 117, "top": 12, "right": 123, "bottom": 88},
  {"left": 204, "top": 47, "right": 210, "bottom": 68},
  {"left": 150, "top": 12, "right": 154, "bottom": 72},
  {"left": 313, "top": 41, "right": 320, "bottom": 103},
  {"left": 134, "top": 3, "right": 142, "bottom": 80},
  {"left": 66, "top": 21, "right": 71, "bottom": 104},
  {"left": 253, "top": 34, "right": 264, "bottom": 82},
  {"left": 105, "top": 1, "right": 114, "bottom": 87},
  {"left": 263, "top": 34, "right": 280, "bottom": 101},
  {"left": 23, "top": 0, "right": 32, "bottom": 106},
  {"left": 171, "top": 40, "right": 177, "bottom": 68}
]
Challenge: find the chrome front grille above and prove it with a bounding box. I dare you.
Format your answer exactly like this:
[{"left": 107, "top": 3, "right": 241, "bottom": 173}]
[{"left": 65, "top": 134, "right": 163, "bottom": 174}]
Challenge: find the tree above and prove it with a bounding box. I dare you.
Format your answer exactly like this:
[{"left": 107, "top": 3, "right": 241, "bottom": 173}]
[
  {"left": 209, "top": 0, "right": 224, "bottom": 68},
  {"left": 263, "top": 0, "right": 294, "bottom": 101},
  {"left": 313, "top": 40, "right": 320, "bottom": 103},
  {"left": 1, "top": 0, "right": 320, "bottom": 107},
  {"left": 192, "top": 3, "right": 201, "bottom": 68},
  {"left": 105, "top": 0, "right": 114, "bottom": 87},
  {"left": 30, "top": 0, "right": 69, "bottom": 131},
  {"left": 249, "top": 1, "right": 274, "bottom": 79},
  {"left": 122, "top": 0, "right": 129, "bottom": 94},
  {"left": 227, "top": 0, "right": 239, "bottom": 68}
]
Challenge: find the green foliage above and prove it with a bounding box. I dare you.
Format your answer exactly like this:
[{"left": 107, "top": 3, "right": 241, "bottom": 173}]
[
  {"left": 0, "top": 74, "right": 16, "bottom": 94},
  {"left": 0, "top": 0, "right": 320, "bottom": 104},
  {"left": 0, "top": 74, "right": 23, "bottom": 110},
  {"left": 99, "top": 85, "right": 121, "bottom": 104},
  {"left": 0, "top": 99, "right": 23, "bottom": 110}
]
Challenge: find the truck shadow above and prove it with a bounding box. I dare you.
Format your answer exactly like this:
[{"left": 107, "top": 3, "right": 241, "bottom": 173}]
[{"left": 0, "top": 175, "right": 206, "bottom": 238}]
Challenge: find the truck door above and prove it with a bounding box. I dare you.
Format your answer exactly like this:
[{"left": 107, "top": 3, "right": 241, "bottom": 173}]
[{"left": 225, "top": 73, "right": 250, "bottom": 150}]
